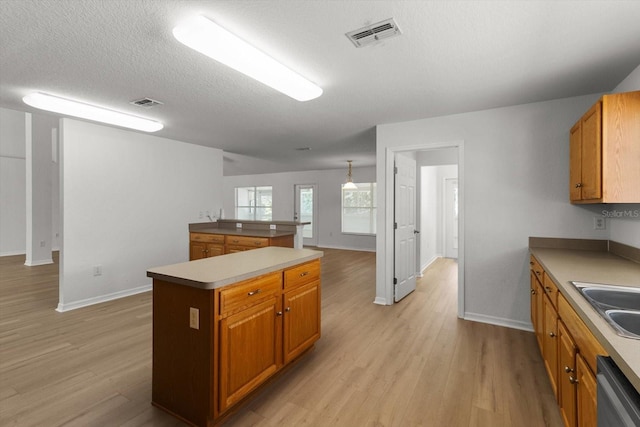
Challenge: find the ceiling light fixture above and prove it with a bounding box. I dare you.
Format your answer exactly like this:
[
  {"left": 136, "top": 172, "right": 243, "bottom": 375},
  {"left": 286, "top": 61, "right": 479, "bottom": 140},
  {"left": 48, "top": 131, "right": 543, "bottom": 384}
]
[
  {"left": 344, "top": 160, "right": 357, "bottom": 190},
  {"left": 22, "top": 92, "right": 164, "bottom": 132},
  {"left": 173, "top": 15, "right": 323, "bottom": 102}
]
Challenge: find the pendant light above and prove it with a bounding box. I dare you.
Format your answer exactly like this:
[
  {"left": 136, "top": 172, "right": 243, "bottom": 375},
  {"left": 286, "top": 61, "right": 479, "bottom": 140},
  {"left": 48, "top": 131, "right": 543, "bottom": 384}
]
[{"left": 344, "top": 160, "right": 357, "bottom": 190}]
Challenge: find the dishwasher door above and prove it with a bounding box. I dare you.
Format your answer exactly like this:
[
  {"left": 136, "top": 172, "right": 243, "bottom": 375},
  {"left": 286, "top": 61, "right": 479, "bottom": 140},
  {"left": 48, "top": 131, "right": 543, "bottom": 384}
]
[{"left": 597, "top": 356, "right": 640, "bottom": 427}]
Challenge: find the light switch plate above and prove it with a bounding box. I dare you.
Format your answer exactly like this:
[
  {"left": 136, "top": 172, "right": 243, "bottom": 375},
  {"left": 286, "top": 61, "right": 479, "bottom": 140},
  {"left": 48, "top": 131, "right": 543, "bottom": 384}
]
[{"left": 189, "top": 307, "right": 199, "bottom": 330}]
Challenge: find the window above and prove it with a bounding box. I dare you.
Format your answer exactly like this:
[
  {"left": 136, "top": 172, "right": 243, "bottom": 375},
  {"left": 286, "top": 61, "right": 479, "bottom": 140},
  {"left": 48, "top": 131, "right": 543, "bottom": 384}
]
[
  {"left": 235, "top": 186, "right": 272, "bottom": 221},
  {"left": 341, "top": 183, "right": 376, "bottom": 234}
]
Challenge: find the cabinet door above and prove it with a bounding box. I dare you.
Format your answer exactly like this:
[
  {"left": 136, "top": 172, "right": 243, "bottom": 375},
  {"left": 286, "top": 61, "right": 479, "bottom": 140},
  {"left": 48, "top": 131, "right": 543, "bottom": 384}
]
[
  {"left": 283, "top": 281, "right": 321, "bottom": 364},
  {"left": 206, "top": 243, "right": 224, "bottom": 257},
  {"left": 580, "top": 102, "right": 602, "bottom": 200},
  {"left": 570, "top": 121, "right": 582, "bottom": 201},
  {"left": 190, "top": 241, "right": 207, "bottom": 260},
  {"left": 530, "top": 271, "right": 544, "bottom": 351},
  {"left": 576, "top": 354, "right": 597, "bottom": 427},
  {"left": 542, "top": 294, "right": 559, "bottom": 397},
  {"left": 219, "top": 297, "right": 282, "bottom": 412},
  {"left": 558, "top": 321, "right": 577, "bottom": 427}
]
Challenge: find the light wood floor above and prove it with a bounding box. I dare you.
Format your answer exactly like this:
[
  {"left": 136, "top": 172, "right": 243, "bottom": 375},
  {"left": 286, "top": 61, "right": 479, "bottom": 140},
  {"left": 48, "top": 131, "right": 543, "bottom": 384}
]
[{"left": 0, "top": 249, "right": 562, "bottom": 426}]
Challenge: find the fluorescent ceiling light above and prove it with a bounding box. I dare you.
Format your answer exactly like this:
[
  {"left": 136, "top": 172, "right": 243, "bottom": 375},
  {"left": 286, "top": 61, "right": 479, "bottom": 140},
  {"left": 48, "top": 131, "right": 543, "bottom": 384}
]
[
  {"left": 22, "top": 92, "right": 164, "bottom": 132},
  {"left": 173, "top": 15, "right": 323, "bottom": 102}
]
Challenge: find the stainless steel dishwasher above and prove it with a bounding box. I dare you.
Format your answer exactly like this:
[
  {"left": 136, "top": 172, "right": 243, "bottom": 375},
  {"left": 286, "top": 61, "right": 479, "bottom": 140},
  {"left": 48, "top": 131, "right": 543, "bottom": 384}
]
[{"left": 597, "top": 356, "right": 640, "bottom": 426}]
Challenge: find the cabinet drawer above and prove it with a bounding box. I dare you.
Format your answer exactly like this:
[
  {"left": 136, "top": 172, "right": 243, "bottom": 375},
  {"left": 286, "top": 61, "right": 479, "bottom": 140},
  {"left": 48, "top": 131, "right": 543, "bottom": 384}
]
[
  {"left": 284, "top": 260, "right": 320, "bottom": 290},
  {"left": 190, "top": 232, "right": 225, "bottom": 244},
  {"left": 219, "top": 272, "right": 282, "bottom": 316},
  {"left": 543, "top": 273, "right": 559, "bottom": 308},
  {"left": 530, "top": 255, "right": 544, "bottom": 283},
  {"left": 558, "top": 293, "right": 607, "bottom": 374},
  {"left": 225, "top": 236, "right": 269, "bottom": 248}
]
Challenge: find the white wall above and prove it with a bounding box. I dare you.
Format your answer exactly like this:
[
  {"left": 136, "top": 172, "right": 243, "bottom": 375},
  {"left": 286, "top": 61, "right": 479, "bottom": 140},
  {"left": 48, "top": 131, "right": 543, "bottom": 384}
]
[
  {"left": 25, "top": 113, "right": 58, "bottom": 265},
  {"left": 376, "top": 93, "right": 608, "bottom": 329},
  {"left": 608, "top": 64, "right": 640, "bottom": 247},
  {"left": 0, "top": 108, "right": 27, "bottom": 256},
  {"left": 418, "top": 164, "right": 457, "bottom": 272},
  {"left": 58, "top": 119, "right": 223, "bottom": 311},
  {"left": 223, "top": 166, "right": 376, "bottom": 251}
]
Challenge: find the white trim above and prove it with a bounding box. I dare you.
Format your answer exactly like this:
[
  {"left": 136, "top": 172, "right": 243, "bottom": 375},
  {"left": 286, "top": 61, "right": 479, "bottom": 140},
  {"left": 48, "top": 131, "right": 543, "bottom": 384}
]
[
  {"left": 464, "top": 312, "right": 534, "bottom": 332},
  {"left": 0, "top": 250, "right": 26, "bottom": 257},
  {"left": 24, "top": 258, "right": 53, "bottom": 266},
  {"left": 373, "top": 296, "right": 389, "bottom": 305},
  {"left": 420, "top": 255, "right": 441, "bottom": 274},
  {"left": 378, "top": 140, "right": 465, "bottom": 318},
  {"left": 55, "top": 284, "right": 152, "bottom": 312},
  {"left": 313, "top": 244, "right": 376, "bottom": 253}
]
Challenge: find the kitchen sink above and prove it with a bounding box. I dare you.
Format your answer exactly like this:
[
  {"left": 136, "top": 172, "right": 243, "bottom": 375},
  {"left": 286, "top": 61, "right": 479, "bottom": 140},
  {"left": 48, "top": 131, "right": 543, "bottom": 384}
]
[
  {"left": 605, "top": 310, "right": 640, "bottom": 338},
  {"left": 570, "top": 282, "right": 640, "bottom": 340}
]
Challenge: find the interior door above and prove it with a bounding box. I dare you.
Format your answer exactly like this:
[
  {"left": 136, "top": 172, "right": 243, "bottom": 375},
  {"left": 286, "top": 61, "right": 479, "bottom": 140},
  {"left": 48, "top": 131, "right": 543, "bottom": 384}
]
[
  {"left": 294, "top": 184, "right": 317, "bottom": 247},
  {"left": 444, "top": 178, "right": 458, "bottom": 259},
  {"left": 394, "top": 154, "right": 417, "bottom": 302}
]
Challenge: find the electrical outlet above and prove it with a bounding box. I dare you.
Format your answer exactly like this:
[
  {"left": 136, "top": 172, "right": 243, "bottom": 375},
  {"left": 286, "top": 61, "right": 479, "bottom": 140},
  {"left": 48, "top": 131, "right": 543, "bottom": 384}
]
[
  {"left": 236, "top": 223, "right": 242, "bottom": 228},
  {"left": 189, "top": 307, "right": 200, "bottom": 330},
  {"left": 93, "top": 265, "right": 102, "bottom": 276},
  {"left": 269, "top": 224, "right": 276, "bottom": 230},
  {"left": 594, "top": 216, "right": 606, "bottom": 230},
  {"left": 199, "top": 211, "right": 203, "bottom": 219},
  {"left": 40, "top": 240, "right": 46, "bottom": 247}
]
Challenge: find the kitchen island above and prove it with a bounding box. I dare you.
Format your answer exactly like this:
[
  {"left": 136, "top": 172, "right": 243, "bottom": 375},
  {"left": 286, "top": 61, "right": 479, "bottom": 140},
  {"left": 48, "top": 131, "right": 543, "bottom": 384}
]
[{"left": 147, "top": 246, "right": 323, "bottom": 426}]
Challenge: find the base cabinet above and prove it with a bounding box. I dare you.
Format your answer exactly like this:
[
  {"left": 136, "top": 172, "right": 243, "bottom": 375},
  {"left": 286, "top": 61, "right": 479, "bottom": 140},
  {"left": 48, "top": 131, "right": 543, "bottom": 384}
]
[
  {"left": 558, "top": 320, "right": 577, "bottom": 427},
  {"left": 576, "top": 354, "right": 597, "bottom": 427},
  {"left": 152, "top": 258, "right": 321, "bottom": 427},
  {"left": 529, "top": 254, "right": 607, "bottom": 427},
  {"left": 190, "top": 232, "right": 294, "bottom": 260},
  {"left": 219, "top": 297, "right": 281, "bottom": 412}
]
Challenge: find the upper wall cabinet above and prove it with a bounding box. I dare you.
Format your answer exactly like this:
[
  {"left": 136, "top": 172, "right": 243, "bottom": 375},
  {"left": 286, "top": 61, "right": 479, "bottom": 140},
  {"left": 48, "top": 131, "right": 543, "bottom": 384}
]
[{"left": 569, "top": 90, "right": 640, "bottom": 203}]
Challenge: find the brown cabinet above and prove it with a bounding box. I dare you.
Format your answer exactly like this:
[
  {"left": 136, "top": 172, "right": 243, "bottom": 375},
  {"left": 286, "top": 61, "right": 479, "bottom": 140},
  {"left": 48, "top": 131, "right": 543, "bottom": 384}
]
[
  {"left": 558, "top": 320, "right": 577, "bottom": 427},
  {"left": 190, "top": 233, "right": 225, "bottom": 260},
  {"left": 152, "top": 257, "right": 321, "bottom": 426},
  {"left": 530, "top": 254, "right": 609, "bottom": 427},
  {"left": 542, "top": 293, "right": 559, "bottom": 397},
  {"left": 282, "top": 260, "right": 321, "bottom": 364},
  {"left": 576, "top": 353, "right": 598, "bottom": 427},
  {"left": 189, "top": 232, "right": 294, "bottom": 260},
  {"left": 569, "top": 90, "right": 640, "bottom": 203}
]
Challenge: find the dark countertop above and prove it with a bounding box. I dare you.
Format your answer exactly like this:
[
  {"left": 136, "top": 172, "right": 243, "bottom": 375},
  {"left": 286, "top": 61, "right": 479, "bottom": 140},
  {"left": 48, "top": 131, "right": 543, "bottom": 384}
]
[{"left": 190, "top": 227, "right": 294, "bottom": 238}]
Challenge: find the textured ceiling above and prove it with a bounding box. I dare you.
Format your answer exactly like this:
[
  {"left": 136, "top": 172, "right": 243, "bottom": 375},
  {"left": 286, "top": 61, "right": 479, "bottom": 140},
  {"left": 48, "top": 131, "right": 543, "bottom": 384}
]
[{"left": 1, "top": 1, "right": 639, "bottom": 175}]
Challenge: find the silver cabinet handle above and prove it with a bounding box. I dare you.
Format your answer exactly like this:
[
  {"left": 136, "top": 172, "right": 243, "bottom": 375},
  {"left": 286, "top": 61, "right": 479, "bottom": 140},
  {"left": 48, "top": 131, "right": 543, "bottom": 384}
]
[
  {"left": 569, "top": 376, "right": 579, "bottom": 384},
  {"left": 285, "top": 307, "right": 291, "bottom": 312},
  {"left": 549, "top": 332, "right": 556, "bottom": 338},
  {"left": 564, "top": 366, "right": 574, "bottom": 373},
  {"left": 247, "top": 289, "right": 261, "bottom": 296},
  {"left": 575, "top": 183, "right": 582, "bottom": 188},
  {"left": 276, "top": 311, "right": 283, "bottom": 316},
  {"left": 299, "top": 271, "right": 308, "bottom": 277}
]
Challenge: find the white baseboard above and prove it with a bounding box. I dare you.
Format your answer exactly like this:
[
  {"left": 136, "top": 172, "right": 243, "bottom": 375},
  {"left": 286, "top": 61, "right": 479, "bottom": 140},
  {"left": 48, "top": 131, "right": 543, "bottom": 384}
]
[
  {"left": 0, "top": 250, "right": 26, "bottom": 257},
  {"left": 420, "top": 255, "right": 441, "bottom": 274},
  {"left": 25, "top": 258, "right": 53, "bottom": 266},
  {"left": 373, "top": 296, "right": 390, "bottom": 305},
  {"left": 314, "top": 244, "right": 376, "bottom": 253},
  {"left": 463, "top": 312, "right": 533, "bottom": 332},
  {"left": 56, "top": 284, "right": 152, "bottom": 313}
]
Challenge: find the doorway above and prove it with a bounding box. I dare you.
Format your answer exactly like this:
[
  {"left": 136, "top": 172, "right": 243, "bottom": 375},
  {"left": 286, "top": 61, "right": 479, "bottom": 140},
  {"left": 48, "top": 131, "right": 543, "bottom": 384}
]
[
  {"left": 378, "top": 141, "right": 464, "bottom": 318},
  {"left": 443, "top": 178, "right": 458, "bottom": 259},
  {"left": 294, "top": 184, "right": 318, "bottom": 247}
]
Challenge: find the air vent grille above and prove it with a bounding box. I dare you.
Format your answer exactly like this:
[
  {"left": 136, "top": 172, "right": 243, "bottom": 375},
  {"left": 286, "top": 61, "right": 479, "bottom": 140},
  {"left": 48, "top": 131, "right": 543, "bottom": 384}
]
[
  {"left": 130, "top": 98, "right": 163, "bottom": 108},
  {"left": 346, "top": 18, "right": 401, "bottom": 48}
]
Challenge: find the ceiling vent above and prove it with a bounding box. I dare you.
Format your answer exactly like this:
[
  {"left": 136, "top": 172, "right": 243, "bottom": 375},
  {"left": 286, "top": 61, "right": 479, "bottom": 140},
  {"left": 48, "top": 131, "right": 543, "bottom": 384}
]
[
  {"left": 130, "top": 98, "right": 163, "bottom": 108},
  {"left": 346, "top": 18, "right": 402, "bottom": 48}
]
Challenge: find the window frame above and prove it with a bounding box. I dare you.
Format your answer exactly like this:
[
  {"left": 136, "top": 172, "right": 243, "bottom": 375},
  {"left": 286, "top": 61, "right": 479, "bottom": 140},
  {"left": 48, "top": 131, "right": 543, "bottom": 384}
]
[
  {"left": 341, "top": 182, "right": 377, "bottom": 236},
  {"left": 234, "top": 186, "right": 273, "bottom": 221}
]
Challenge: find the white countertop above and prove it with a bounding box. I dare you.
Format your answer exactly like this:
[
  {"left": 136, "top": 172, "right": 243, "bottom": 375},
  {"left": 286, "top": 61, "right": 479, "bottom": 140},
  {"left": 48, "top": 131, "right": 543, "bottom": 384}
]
[
  {"left": 530, "top": 247, "right": 640, "bottom": 393},
  {"left": 147, "top": 247, "right": 323, "bottom": 290}
]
